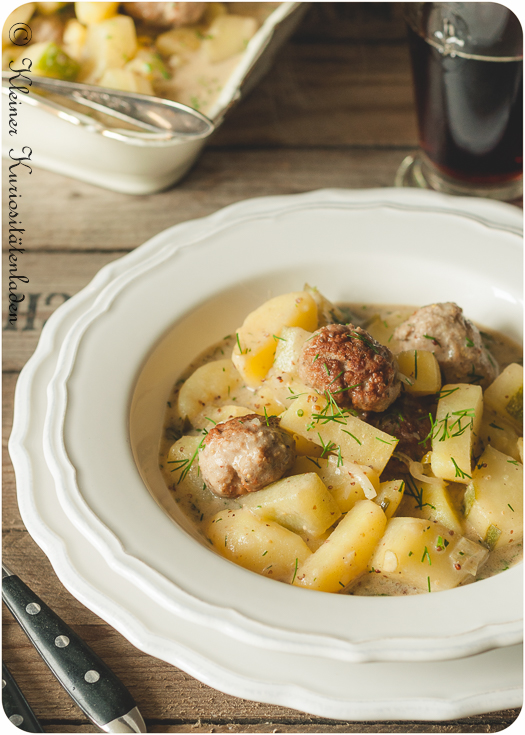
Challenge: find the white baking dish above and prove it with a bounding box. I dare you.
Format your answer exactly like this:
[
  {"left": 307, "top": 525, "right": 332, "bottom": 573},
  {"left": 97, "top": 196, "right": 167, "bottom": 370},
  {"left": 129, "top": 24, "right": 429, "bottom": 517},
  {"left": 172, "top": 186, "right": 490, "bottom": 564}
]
[{"left": 1, "top": 3, "right": 305, "bottom": 194}]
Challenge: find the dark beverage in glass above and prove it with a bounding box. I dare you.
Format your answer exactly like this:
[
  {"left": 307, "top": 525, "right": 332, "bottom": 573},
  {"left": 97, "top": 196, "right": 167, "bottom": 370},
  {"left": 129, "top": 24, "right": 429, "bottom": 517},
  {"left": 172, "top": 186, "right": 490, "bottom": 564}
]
[{"left": 403, "top": 3, "right": 523, "bottom": 200}]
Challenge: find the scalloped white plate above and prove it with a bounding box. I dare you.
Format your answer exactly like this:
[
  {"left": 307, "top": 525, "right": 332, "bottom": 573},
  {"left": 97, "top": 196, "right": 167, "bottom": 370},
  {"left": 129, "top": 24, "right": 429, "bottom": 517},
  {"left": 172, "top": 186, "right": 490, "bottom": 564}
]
[
  {"left": 38, "top": 188, "right": 523, "bottom": 665},
  {"left": 9, "top": 189, "right": 523, "bottom": 719}
]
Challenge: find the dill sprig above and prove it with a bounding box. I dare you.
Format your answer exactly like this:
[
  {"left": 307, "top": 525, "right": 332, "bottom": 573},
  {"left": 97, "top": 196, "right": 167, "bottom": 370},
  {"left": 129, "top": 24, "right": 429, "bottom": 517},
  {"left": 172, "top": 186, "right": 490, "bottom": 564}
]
[
  {"left": 421, "top": 408, "right": 476, "bottom": 444},
  {"left": 451, "top": 457, "right": 471, "bottom": 480},
  {"left": 318, "top": 433, "right": 338, "bottom": 458},
  {"left": 404, "top": 475, "right": 436, "bottom": 511},
  {"left": 167, "top": 437, "right": 205, "bottom": 483}
]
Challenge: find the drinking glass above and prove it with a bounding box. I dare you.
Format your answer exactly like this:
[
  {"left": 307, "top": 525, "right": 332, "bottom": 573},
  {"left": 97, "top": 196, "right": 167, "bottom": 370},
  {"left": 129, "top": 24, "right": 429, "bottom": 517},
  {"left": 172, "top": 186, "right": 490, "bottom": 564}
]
[{"left": 396, "top": 2, "right": 523, "bottom": 200}]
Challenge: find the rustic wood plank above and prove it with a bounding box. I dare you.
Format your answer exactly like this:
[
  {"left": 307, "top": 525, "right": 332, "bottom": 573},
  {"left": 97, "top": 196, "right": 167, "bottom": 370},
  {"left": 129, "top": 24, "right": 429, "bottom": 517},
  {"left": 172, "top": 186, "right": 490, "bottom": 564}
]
[
  {"left": 2, "top": 148, "right": 411, "bottom": 257},
  {"left": 294, "top": 2, "right": 408, "bottom": 42},
  {"left": 46, "top": 714, "right": 522, "bottom": 734},
  {"left": 2, "top": 252, "right": 123, "bottom": 370},
  {"left": 212, "top": 43, "right": 417, "bottom": 148}
]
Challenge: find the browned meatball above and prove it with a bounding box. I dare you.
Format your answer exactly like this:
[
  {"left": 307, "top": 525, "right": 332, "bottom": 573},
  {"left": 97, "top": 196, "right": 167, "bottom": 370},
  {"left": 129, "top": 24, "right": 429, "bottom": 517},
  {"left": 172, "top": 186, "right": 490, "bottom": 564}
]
[
  {"left": 370, "top": 394, "right": 434, "bottom": 461},
  {"left": 123, "top": 2, "right": 206, "bottom": 28},
  {"left": 299, "top": 324, "right": 401, "bottom": 412},
  {"left": 393, "top": 303, "right": 498, "bottom": 388},
  {"left": 31, "top": 15, "right": 64, "bottom": 45},
  {"left": 199, "top": 414, "right": 295, "bottom": 498}
]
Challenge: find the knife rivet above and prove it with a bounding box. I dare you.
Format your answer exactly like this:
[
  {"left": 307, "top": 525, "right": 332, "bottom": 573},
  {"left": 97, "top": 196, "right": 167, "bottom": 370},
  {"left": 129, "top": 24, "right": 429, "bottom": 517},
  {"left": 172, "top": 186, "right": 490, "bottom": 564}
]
[
  {"left": 9, "top": 715, "right": 24, "bottom": 726},
  {"left": 2, "top": 679, "right": 6, "bottom": 688},
  {"left": 25, "top": 602, "right": 41, "bottom": 615},
  {"left": 55, "top": 635, "right": 70, "bottom": 648},
  {"left": 84, "top": 670, "right": 100, "bottom": 683}
]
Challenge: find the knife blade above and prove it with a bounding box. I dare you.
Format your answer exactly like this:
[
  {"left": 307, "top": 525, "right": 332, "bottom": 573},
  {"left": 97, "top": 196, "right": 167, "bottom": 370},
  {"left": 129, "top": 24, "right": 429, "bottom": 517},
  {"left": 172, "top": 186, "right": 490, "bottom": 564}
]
[{"left": 2, "top": 564, "right": 147, "bottom": 733}]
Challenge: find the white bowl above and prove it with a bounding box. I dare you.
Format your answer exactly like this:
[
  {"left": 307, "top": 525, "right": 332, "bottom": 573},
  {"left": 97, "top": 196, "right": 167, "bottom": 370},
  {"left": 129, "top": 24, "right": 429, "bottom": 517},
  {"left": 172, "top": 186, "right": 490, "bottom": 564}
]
[
  {"left": 1, "top": 3, "right": 304, "bottom": 194},
  {"left": 9, "top": 190, "right": 523, "bottom": 719},
  {"left": 38, "top": 188, "right": 523, "bottom": 667}
]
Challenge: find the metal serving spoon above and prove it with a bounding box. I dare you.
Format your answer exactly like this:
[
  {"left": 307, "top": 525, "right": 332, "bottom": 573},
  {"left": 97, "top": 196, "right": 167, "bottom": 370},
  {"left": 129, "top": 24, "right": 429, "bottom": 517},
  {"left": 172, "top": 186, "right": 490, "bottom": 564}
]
[{"left": 2, "top": 71, "right": 214, "bottom": 141}]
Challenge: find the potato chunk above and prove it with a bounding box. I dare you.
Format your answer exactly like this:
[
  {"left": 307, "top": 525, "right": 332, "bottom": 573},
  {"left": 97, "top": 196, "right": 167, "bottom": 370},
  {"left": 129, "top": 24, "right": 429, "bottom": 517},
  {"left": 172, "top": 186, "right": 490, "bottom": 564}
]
[
  {"left": 374, "top": 479, "right": 405, "bottom": 519},
  {"left": 280, "top": 392, "right": 397, "bottom": 474},
  {"left": 272, "top": 326, "right": 312, "bottom": 378},
  {"left": 293, "top": 500, "right": 387, "bottom": 593},
  {"left": 83, "top": 14, "right": 138, "bottom": 81},
  {"left": 75, "top": 2, "right": 119, "bottom": 24},
  {"left": 165, "top": 435, "right": 202, "bottom": 494},
  {"left": 396, "top": 350, "right": 442, "bottom": 396},
  {"left": 207, "top": 508, "right": 311, "bottom": 582},
  {"left": 478, "top": 407, "right": 521, "bottom": 461},
  {"left": 430, "top": 384, "right": 483, "bottom": 483},
  {"left": 232, "top": 292, "right": 318, "bottom": 387},
  {"left": 398, "top": 478, "right": 463, "bottom": 535},
  {"left": 192, "top": 404, "right": 252, "bottom": 431},
  {"left": 370, "top": 518, "right": 488, "bottom": 592},
  {"left": 202, "top": 14, "right": 258, "bottom": 63},
  {"left": 483, "top": 363, "right": 523, "bottom": 432},
  {"left": 292, "top": 455, "right": 379, "bottom": 511},
  {"left": 463, "top": 445, "right": 523, "bottom": 550},
  {"left": 363, "top": 310, "right": 407, "bottom": 350},
  {"left": 164, "top": 435, "right": 228, "bottom": 524},
  {"left": 242, "top": 472, "right": 341, "bottom": 537},
  {"left": 177, "top": 359, "right": 243, "bottom": 423}
]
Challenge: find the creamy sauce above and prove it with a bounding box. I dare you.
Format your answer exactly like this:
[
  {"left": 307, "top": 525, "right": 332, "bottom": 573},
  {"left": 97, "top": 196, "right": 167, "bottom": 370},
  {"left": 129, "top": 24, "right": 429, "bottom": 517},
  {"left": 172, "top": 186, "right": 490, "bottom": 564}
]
[
  {"left": 159, "top": 303, "right": 523, "bottom": 595},
  {"left": 3, "top": 3, "right": 279, "bottom": 118}
]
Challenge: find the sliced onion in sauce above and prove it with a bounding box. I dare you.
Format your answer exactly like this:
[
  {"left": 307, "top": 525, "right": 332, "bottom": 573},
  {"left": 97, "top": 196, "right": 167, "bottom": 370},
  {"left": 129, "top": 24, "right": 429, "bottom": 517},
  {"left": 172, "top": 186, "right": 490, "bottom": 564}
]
[
  {"left": 394, "top": 451, "right": 443, "bottom": 485},
  {"left": 345, "top": 461, "right": 378, "bottom": 499}
]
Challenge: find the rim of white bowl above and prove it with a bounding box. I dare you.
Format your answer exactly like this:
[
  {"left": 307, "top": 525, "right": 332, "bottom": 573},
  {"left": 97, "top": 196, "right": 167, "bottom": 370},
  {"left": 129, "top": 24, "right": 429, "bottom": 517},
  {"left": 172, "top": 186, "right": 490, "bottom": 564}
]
[
  {"left": 41, "top": 189, "right": 523, "bottom": 664},
  {"left": 8, "top": 220, "right": 523, "bottom": 720}
]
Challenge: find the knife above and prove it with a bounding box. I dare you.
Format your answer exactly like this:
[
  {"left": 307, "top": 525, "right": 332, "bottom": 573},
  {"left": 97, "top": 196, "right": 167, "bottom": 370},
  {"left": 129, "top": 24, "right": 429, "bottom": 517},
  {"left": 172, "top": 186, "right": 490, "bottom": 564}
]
[
  {"left": 2, "top": 564, "right": 147, "bottom": 733},
  {"left": 2, "top": 662, "right": 44, "bottom": 732}
]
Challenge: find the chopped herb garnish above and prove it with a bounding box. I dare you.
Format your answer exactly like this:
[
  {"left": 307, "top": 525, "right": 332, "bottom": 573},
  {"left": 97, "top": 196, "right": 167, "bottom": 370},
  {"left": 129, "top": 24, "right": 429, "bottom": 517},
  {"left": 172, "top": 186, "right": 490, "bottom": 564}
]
[
  {"left": 318, "top": 433, "right": 337, "bottom": 458},
  {"left": 437, "top": 387, "right": 460, "bottom": 399},
  {"left": 421, "top": 546, "right": 432, "bottom": 565},
  {"left": 467, "top": 363, "right": 484, "bottom": 384},
  {"left": 292, "top": 558, "right": 299, "bottom": 584},
  {"left": 451, "top": 457, "right": 471, "bottom": 480},
  {"left": 341, "top": 429, "right": 362, "bottom": 445}
]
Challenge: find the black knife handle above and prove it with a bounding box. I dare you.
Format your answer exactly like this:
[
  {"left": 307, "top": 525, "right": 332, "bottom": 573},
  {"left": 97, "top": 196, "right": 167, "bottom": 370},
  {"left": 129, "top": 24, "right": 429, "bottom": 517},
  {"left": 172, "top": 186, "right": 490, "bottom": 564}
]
[
  {"left": 2, "top": 573, "right": 136, "bottom": 729},
  {"left": 2, "top": 663, "right": 44, "bottom": 733}
]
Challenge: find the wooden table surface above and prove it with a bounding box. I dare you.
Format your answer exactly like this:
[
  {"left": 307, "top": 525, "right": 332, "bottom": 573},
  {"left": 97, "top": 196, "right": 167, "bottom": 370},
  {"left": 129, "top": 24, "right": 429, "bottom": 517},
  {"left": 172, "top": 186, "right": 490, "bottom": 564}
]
[{"left": 2, "top": 3, "right": 522, "bottom": 733}]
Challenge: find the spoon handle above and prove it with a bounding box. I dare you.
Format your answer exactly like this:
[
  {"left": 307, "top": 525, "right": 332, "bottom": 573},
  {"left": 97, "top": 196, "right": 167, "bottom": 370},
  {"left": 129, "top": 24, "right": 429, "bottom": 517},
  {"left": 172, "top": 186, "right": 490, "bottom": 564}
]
[{"left": 1, "top": 71, "right": 214, "bottom": 139}]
